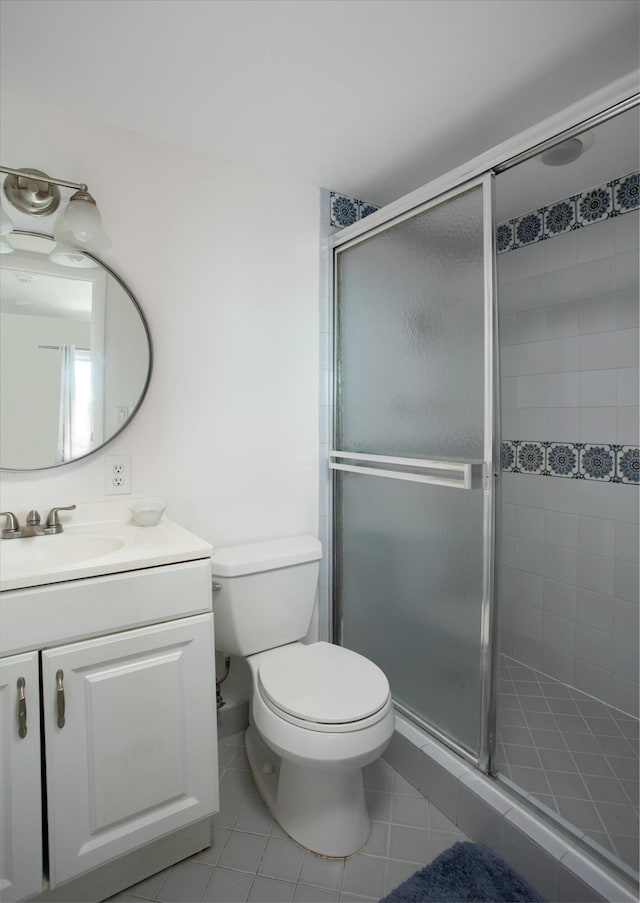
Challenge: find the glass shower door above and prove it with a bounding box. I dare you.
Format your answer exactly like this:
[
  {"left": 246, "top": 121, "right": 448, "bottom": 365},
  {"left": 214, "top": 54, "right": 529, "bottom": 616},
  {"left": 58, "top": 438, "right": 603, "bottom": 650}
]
[{"left": 332, "top": 176, "right": 495, "bottom": 765}]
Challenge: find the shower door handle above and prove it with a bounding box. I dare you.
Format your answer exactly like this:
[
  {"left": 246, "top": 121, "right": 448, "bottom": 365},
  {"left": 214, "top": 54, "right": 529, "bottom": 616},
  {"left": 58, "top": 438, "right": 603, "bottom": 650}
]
[{"left": 329, "top": 451, "right": 483, "bottom": 490}]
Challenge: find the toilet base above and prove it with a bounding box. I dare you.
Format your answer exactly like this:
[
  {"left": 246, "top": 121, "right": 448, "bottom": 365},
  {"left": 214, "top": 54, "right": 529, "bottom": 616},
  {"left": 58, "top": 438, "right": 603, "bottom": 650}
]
[{"left": 245, "top": 725, "right": 370, "bottom": 858}]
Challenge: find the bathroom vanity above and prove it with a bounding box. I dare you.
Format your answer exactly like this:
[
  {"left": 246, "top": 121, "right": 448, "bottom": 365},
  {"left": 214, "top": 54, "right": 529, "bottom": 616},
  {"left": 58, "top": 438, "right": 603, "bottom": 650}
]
[{"left": 0, "top": 507, "right": 219, "bottom": 902}]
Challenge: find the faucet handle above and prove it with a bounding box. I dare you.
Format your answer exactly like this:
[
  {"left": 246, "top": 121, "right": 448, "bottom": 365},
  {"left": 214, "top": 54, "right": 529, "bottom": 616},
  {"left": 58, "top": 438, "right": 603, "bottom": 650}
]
[
  {"left": 1, "top": 511, "right": 23, "bottom": 539},
  {"left": 44, "top": 504, "right": 77, "bottom": 535}
]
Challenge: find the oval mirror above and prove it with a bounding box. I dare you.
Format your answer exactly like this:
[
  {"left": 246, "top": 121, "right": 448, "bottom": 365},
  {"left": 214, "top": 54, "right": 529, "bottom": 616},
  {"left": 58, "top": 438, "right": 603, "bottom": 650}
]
[{"left": 0, "top": 231, "right": 152, "bottom": 470}]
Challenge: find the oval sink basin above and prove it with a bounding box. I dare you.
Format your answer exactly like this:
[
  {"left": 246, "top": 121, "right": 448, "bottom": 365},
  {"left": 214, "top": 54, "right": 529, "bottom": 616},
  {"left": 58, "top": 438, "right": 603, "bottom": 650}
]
[{"left": 1, "top": 533, "right": 126, "bottom": 578}]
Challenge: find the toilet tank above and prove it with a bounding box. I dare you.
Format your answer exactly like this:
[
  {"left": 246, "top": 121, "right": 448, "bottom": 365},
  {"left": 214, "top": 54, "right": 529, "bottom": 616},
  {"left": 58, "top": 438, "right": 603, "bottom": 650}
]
[{"left": 210, "top": 535, "right": 322, "bottom": 656}]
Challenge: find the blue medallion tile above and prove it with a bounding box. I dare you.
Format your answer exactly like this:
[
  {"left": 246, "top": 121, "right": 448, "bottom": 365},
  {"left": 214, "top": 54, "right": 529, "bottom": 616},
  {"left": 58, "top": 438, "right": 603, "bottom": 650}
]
[
  {"left": 497, "top": 170, "right": 637, "bottom": 257},
  {"left": 616, "top": 446, "right": 639, "bottom": 485},
  {"left": 498, "top": 438, "right": 636, "bottom": 486},
  {"left": 546, "top": 442, "right": 579, "bottom": 479},
  {"left": 501, "top": 440, "right": 516, "bottom": 472},
  {"left": 330, "top": 193, "right": 359, "bottom": 229},
  {"left": 612, "top": 172, "right": 639, "bottom": 215},
  {"left": 580, "top": 444, "right": 615, "bottom": 481},
  {"left": 359, "top": 201, "right": 380, "bottom": 220},
  {"left": 517, "top": 441, "right": 545, "bottom": 475},
  {"left": 514, "top": 212, "right": 543, "bottom": 248},
  {"left": 544, "top": 198, "right": 576, "bottom": 238},
  {"left": 577, "top": 184, "right": 612, "bottom": 226},
  {"left": 497, "top": 222, "right": 515, "bottom": 254}
]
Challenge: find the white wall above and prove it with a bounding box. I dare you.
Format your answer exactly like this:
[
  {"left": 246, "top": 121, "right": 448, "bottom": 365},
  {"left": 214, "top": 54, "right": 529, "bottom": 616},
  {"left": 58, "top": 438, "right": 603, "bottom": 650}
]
[{"left": 0, "top": 90, "right": 320, "bottom": 550}]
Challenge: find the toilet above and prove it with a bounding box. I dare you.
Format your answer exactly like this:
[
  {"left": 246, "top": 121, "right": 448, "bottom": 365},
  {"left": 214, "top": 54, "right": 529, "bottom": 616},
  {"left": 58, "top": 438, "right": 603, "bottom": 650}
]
[{"left": 210, "top": 534, "right": 395, "bottom": 858}]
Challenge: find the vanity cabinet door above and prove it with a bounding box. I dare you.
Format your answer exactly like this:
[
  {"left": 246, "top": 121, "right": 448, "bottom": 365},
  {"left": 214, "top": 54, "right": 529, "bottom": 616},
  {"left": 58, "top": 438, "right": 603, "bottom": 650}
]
[
  {"left": 42, "top": 614, "right": 218, "bottom": 888},
  {"left": 0, "top": 651, "right": 43, "bottom": 902}
]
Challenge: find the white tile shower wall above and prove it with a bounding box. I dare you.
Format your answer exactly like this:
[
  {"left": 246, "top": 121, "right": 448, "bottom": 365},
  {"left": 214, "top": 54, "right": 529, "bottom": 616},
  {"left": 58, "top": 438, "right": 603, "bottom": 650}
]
[{"left": 499, "top": 210, "right": 639, "bottom": 717}]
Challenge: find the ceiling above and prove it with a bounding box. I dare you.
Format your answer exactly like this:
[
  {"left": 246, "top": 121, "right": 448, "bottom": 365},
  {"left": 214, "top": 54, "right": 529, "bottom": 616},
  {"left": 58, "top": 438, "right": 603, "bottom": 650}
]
[
  {"left": 0, "top": 0, "right": 638, "bottom": 207},
  {"left": 0, "top": 264, "right": 93, "bottom": 320},
  {"left": 1, "top": 238, "right": 93, "bottom": 320}
]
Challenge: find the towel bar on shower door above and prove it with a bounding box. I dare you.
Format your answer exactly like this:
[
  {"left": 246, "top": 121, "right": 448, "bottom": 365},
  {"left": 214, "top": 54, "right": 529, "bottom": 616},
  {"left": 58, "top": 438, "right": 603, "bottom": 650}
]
[{"left": 329, "top": 451, "right": 485, "bottom": 490}]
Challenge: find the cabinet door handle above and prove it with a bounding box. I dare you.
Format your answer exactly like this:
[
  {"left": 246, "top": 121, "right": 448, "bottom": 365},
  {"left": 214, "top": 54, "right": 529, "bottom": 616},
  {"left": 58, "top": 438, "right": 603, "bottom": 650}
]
[
  {"left": 56, "top": 669, "right": 65, "bottom": 728},
  {"left": 17, "top": 676, "right": 27, "bottom": 738}
]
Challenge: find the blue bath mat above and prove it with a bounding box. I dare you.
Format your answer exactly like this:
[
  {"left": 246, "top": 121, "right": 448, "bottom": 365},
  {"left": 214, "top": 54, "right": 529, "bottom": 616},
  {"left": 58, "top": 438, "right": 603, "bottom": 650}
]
[{"left": 380, "top": 841, "right": 543, "bottom": 902}]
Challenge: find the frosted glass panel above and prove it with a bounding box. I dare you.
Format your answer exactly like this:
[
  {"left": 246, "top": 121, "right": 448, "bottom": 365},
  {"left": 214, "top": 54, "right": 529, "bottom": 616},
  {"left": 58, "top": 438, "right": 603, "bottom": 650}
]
[
  {"left": 337, "top": 186, "right": 484, "bottom": 459},
  {"left": 334, "top": 182, "right": 490, "bottom": 760},
  {"left": 337, "top": 472, "right": 483, "bottom": 754}
]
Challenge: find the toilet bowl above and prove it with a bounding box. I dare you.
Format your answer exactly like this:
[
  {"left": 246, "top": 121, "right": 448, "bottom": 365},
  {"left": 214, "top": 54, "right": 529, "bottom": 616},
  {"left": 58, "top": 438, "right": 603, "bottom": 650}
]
[
  {"left": 210, "top": 536, "right": 395, "bottom": 857},
  {"left": 246, "top": 642, "right": 394, "bottom": 857}
]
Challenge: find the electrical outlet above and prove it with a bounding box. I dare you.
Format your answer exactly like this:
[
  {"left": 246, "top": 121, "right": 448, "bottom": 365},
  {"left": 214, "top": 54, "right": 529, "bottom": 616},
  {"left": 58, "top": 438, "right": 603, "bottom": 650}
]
[{"left": 105, "top": 454, "right": 132, "bottom": 495}]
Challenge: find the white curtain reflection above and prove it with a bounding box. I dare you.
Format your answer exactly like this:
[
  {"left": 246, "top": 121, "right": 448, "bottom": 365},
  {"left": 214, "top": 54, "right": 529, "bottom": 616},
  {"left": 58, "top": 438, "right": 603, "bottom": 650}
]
[
  {"left": 57, "top": 344, "right": 76, "bottom": 463},
  {"left": 73, "top": 348, "right": 92, "bottom": 456},
  {"left": 56, "top": 346, "right": 92, "bottom": 463}
]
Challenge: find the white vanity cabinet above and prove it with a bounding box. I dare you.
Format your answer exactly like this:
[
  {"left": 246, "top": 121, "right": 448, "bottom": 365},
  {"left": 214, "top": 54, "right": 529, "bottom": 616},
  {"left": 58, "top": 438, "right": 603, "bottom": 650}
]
[{"left": 0, "top": 555, "right": 218, "bottom": 902}]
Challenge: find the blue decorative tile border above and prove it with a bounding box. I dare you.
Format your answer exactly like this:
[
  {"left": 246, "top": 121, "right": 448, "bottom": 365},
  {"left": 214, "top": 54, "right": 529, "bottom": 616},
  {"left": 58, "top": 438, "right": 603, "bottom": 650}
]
[
  {"left": 330, "top": 192, "right": 380, "bottom": 230},
  {"left": 501, "top": 441, "right": 639, "bottom": 484},
  {"left": 497, "top": 171, "right": 639, "bottom": 254},
  {"left": 333, "top": 171, "right": 639, "bottom": 239}
]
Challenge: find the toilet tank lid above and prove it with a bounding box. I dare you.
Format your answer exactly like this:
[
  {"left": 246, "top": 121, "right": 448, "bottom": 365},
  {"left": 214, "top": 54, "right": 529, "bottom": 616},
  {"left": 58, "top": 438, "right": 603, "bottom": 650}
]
[{"left": 210, "top": 534, "right": 322, "bottom": 577}]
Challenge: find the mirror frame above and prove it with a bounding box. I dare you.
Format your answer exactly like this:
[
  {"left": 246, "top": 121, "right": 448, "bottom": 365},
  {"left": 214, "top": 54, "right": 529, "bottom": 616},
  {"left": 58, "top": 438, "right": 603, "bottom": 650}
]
[{"left": 1, "top": 230, "right": 154, "bottom": 471}]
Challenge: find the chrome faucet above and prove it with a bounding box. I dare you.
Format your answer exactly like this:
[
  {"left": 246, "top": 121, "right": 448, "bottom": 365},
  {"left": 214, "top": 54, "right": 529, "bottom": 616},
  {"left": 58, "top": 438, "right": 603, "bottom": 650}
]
[
  {"left": 1, "top": 511, "right": 23, "bottom": 539},
  {"left": 0, "top": 504, "right": 76, "bottom": 539}
]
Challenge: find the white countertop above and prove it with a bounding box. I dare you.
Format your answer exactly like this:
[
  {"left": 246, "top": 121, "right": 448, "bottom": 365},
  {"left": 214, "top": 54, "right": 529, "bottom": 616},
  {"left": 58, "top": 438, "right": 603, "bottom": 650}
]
[{"left": 0, "top": 502, "right": 212, "bottom": 592}]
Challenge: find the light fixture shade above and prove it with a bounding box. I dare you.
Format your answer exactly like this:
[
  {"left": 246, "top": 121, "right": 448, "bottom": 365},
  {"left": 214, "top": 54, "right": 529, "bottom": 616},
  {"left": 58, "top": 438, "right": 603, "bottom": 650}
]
[
  {"left": 49, "top": 242, "right": 98, "bottom": 268},
  {"left": 54, "top": 191, "right": 111, "bottom": 251},
  {"left": 1, "top": 204, "right": 13, "bottom": 236},
  {"left": 0, "top": 235, "right": 14, "bottom": 254}
]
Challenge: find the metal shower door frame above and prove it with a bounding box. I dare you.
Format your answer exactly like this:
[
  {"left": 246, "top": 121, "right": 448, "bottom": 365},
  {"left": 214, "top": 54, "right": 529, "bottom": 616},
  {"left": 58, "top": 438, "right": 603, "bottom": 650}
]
[{"left": 330, "top": 172, "right": 498, "bottom": 772}]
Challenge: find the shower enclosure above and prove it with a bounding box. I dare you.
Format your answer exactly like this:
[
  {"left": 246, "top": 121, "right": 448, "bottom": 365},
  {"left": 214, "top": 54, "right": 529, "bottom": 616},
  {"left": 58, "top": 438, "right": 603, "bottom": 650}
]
[{"left": 329, "top": 96, "right": 639, "bottom": 880}]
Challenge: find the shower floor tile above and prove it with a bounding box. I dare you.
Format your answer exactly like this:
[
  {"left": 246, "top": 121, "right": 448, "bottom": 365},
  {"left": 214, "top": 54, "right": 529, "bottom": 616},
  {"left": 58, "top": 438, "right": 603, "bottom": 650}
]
[
  {"left": 110, "top": 731, "right": 468, "bottom": 903},
  {"left": 496, "top": 655, "right": 640, "bottom": 875}
]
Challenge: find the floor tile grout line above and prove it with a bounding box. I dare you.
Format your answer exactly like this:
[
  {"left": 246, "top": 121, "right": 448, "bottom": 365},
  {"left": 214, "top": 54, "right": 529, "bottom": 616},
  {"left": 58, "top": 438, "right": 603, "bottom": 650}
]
[
  {"left": 499, "top": 653, "right": 639, "bottom": 872},
  {"left": 532, "top": 657, "right": 631, "bottom": 850},
  {"left": 122, "top": 731, "right": 472, "bottom": 903}
]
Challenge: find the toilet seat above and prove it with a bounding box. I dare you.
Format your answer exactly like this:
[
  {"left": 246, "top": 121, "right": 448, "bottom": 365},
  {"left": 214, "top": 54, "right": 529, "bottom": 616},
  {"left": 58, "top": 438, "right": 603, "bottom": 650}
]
[{"left": 256, "top": 642, "right": 391, "bottom": 733}]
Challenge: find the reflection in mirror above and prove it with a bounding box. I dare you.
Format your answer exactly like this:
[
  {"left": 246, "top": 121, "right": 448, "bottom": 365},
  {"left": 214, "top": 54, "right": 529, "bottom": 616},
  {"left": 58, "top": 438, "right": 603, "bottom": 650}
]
[{"left": 0, "top": 232, "right": 152, "bottom": 470}]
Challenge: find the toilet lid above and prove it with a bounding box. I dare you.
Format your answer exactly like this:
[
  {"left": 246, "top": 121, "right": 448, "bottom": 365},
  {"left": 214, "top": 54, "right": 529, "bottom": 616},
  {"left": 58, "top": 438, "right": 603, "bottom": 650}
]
[{"left": 257, "top": 642, "right": 390, "bottom": 724}]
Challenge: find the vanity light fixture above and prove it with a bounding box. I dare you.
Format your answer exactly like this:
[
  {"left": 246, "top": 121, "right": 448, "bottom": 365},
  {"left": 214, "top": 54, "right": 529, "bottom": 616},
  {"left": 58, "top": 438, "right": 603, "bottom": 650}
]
[{"left": 0, "top": 165, "right": 111, "bottom": 253}]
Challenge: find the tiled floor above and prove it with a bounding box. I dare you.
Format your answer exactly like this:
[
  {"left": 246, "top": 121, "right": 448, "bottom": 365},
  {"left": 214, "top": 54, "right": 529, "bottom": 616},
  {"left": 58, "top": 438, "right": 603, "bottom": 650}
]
[
  {"left": 496, "top": 655, "right": 640, "bottom": 874},
  {"left": 110, "top": 730, "right": 467, "bottom": 903}
]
